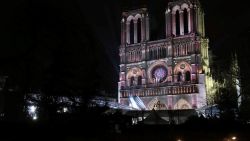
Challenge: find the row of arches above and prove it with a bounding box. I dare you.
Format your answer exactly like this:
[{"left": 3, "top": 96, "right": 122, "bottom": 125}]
[
  {"left": 126, "top": 61, "right": 193, "bottom": 86},
  {"left": 122, "top": 2, "right": 201, "bottom": 44},
  {"left": 126, "top": 50, "right": 142, "bottom": 63},
  {"left": 174, "top": 61, "right": 193, "bottom": 83},
  {"left": 165, "top": 2, "right": 195, "bottom": 37},
  {"left": 124, "top": 43, "right": 197, "bottom": 63},
  {"left": 173, "top": 8, "right": 189, "bottom": 36},
  {"left": 126, "top": 14, "right": 142, "bottom": 44},
  {"left": 173, "top": 43, "right": 195, "bottom": 57},
  {"left": 125, "top": 47, "right": 170, "bottom": 63},
  {"left": 125, "top": 7, "right": 190, "bottom": 44},
  {"left": 148, "top": 47, "right": 167, "bottom": 60},
  {"left": 126, "top": 67, "right": 144, "bottom": 86},
  {"left": 129, "top": 18, "right": 141, "bottom": 44}
]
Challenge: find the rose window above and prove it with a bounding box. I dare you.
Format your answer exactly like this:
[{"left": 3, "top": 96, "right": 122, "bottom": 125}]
[{"left": 152, "top": 66, "right": 168, "bottom": 83}]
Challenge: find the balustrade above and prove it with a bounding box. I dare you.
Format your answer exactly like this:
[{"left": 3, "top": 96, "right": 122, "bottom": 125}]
[{"left": 120, "top": 84, "right": 198, "bottom": 98}]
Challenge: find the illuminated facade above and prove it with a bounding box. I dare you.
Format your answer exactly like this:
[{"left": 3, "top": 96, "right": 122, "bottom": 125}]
[{"left": 118, "top": 0, "right": 213, "bottom": 110}]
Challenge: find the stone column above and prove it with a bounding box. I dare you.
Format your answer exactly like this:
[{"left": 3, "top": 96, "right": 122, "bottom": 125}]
[
  {"left": 168, "top": 46, "right": 171, "bottom": 56},
  {"left": 179, "top": 10, "right": 184, "bottom": 35},
  {"left": 157, "top": 48, "right": 159, "bottom": 59},
  {"left": 126, "top": 22, "right": 130, "bottom": 44},
  {"left": 133, "top": 51, "right": 135, "bottom": 62},
  {"left": 141, "top": 14, "right": 145, "bottom": 42},
  {"left": 142, "top": 69, "right": 147, "bottom": 85},
  {"left": 146, "top": 14, "right": 150, "bottom": 41},
  {"left": 165, "top": 11, "right": 168, "bottom": 37},
  {"left": 198, "top": 8, "right": 201, "bottom": 35},
  {"left": 129, "top": 52, "right": 132, "bottom": 62},
  {"left": 121, "top": 20, "right": 124, "bottom": 45},
  {"left": 141, "top": 44, "right": 146, "bottom": 60},
  {"left": 165, "top": 9, "right": 172, "bottom": 37},
  {"left": 188, "top": 9, "right": 191, "bottom": 33},
  {"left": 172, "top": 13, "right": 176, "bottom": 35},
  {"left": 118, "top": 82, "right": 121, "bottom": 103},
  {"left": 152, "top": 49, "right": 154, "bottom": 59},
  {"left": 136, "top": 51, "right": 138, "bottom": 61},
  {"left": 189, "top": 7, "right": 194, "bottom": 33},
  {"left": 135, "top": 77, "right": 138, "bottom": 85},
  {"left": 127, "top": 78, "right": 131, "bottom": 86},
  {"left": 202, "top": 13, "right": 205, "bottom": 36},
  {"left": 194, "top": 6, "right": 198, "bottom": 33}
]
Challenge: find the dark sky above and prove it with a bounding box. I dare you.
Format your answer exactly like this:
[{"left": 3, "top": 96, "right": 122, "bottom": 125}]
[{"left": 0, "top": 0, "right": 249, "bottom": 96}]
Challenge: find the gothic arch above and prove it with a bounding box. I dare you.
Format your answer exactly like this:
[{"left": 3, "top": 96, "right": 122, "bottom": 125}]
[
  {"left": 174, "top": 98, "right": 192, "bottom": 109},
  {"left": 126, "top": 15, "right": 135, "bottom": 44},
  {"left": 127, "top": 67, "right": 144, "bottom": 86},
  {"left": 147, "top": 97, "right": 158, "bottom": 110},
  {"left": 174, "top": 61, "right": 192, "bottom": 75},
  {"left": 174, "top": 61, "right": 192, "bottom": 82},
  {"left": 126, "top": 67, "right": 143, "bottom": 80},
  {"left": 181, "top": 3, "right": 189, "bottom": 10},
  {"left": 172, "top": 5, "right": 181, "bottom": 14},
  {"left": 134, "top": 14, "right": 142, "bottom": 21},
  {"left": 126, "top": 15, "right": 134, "bottom": 22}
]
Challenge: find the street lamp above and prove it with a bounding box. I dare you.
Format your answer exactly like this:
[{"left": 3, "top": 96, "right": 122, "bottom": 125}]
[
  {"left": 231, "top": 136, "right": 237, "bottom": 140},
  {"left": 33, "top": 115, "right": 38, "bottom": 120}
]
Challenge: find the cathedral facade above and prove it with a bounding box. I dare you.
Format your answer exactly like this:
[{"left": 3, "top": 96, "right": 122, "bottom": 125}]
[{"left": 118, "top": 0, "right": 212, "bottom": 111}]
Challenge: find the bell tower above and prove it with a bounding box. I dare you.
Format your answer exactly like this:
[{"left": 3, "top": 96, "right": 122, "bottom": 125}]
[
  {"left": 120, "top": 8, "right": 150, "bottom": 46},
  {"left": 118, "top": 8, "right": 150, "bottom": 103},
  {"left": 166, "top": 0, "right": 205, "bottom": 37}
]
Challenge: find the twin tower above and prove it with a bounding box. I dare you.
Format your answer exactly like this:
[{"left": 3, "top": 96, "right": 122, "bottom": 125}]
[{"left": 118, "top": 0, "right": 212, "bottom": 111}]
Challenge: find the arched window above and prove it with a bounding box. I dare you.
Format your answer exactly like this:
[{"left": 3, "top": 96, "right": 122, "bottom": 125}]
[
  {"left": 130, "top": 77, "right": 134, "bottom": 86},
  {"left": 185, "top": 71, "right": 191, "bottom": 81},
  {"left": 175, "top": 10, "right": 180, "bottom": 36},
  {"left": 138, "top": 76, "right": 142, "bottom": 85},
  {"left": 177, "top": 72, "right": 182, "bottom": 82},
  {"left": 130, "top": 20, "right": 134, "bottom": 44},
  {"left": 137, "top": 18, "right": 141, "bottom": 43},
  {"left": 183, "top": 8, "right": 189, "bottom": 34}
]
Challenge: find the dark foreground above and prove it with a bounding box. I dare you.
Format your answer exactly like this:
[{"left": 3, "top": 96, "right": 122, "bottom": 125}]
[{"left": 1, "top": 117, "right": 250, "bottom": 141}]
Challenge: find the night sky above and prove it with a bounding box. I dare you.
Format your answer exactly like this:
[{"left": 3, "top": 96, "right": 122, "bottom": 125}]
[{"left": 0, "top": 0, "right": 249, "bottom": 97}]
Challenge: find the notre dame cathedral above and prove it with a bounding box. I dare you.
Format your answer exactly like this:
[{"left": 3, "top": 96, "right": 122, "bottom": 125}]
[{"left": 118, "top": 0, "right": 213, "bottom": 111}]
